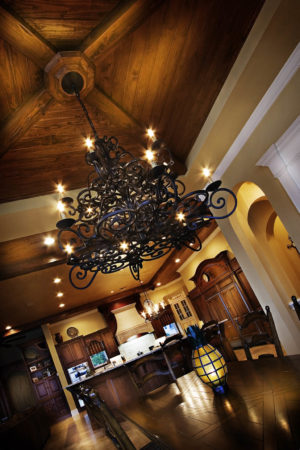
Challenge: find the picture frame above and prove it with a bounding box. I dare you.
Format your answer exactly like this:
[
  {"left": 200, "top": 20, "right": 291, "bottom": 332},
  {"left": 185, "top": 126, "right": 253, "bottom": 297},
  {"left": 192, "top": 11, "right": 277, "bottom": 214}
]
[
  {"left": 32, "top": 377, "right": 39, "bottom": 383},
  {"left": 29, "top": 365, "right": 37, "bottom": 372}
]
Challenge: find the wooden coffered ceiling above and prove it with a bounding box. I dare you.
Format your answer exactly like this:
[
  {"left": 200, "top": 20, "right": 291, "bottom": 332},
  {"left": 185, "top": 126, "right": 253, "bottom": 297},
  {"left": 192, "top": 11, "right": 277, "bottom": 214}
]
[{"left": 0, "top": 0, "right": 264, "bottom": 332}]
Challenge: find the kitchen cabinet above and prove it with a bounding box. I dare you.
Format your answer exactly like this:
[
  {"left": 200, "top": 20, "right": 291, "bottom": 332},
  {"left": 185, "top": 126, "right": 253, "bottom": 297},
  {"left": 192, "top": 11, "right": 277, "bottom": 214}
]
[
  {"left": 151, "top": 305, "right": 176, "bottom": 338},
  {"left": 56, "top": 337, "right": 87, "bottom": 368},
  {"left": 83, "top": 328, "right": 118, "bottom": 358}
]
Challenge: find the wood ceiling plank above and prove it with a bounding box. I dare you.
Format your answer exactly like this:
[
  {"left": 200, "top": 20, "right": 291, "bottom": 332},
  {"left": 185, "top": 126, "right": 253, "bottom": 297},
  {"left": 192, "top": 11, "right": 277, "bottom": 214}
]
[
  {"left": 96, "top": 0, "right": 264, "bottom": 164},
  {"left": 86, "top": 86, "right": 145, "bottom": 137},
  {"left": 86, "top": 86, "right": 186, "bottom": 174},
  {"left": 0, "top": 5, "right": 55, "bottom": 68},
  {"left": 0, "top": 89, "right": 54, "bottom": 158},
  {"left": 0, "top": 39, "right": 43, "bottom": 122},
  {"left": 3, "top": 0, "right": 120, "bottom": 50},
  {"left": 81, "top": 0, "right": 163, "bottom": 61}
]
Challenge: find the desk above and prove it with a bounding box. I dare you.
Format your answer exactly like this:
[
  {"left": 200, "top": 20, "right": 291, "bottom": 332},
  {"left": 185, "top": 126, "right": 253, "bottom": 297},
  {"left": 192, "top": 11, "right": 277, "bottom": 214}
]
[{"left": 120, "top": 356, "right": 300, "bottom": 450}]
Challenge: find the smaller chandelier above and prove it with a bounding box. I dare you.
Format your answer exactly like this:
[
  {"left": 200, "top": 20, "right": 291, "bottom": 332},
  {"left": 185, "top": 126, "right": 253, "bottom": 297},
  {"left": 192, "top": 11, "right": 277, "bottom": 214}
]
[
  {"left": 56, "top": 73, "right": 237, "bottom": 289},
  {"left": 141, "top": 293, "right": 165, "bottom": 321}
]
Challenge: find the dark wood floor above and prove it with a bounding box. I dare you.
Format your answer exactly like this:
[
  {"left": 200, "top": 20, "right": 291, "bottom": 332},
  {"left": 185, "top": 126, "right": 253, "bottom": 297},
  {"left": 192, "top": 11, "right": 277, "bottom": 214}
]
[
  {"left": 43, "top": 411, "right": 151, "bottom": 449},
  {"left": 44, "top": 355, "right": 300, "bottom": 450},
  {"left": 121, "top": 356, "right": 300, "bottom": 450}
]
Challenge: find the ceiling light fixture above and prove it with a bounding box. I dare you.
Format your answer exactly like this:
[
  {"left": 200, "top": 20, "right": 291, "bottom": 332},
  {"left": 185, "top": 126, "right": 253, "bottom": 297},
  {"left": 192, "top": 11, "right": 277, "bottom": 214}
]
[
  {"left": 53, "top": 277, "right": 61, "bottom": 284},
  {"left": 56, "top": 75, "right": 237, "bottom": 289},
  {"left": 5, "top": 325, "right": 12, "bottom": 330},
  {"left": 56, "top": 292, "right": 63, "bottom": 298},
  {"left": 141, "top": 291, "right": 165, "bottom": 321},
  {"left": 58, "top": 303, "right": 65, "bottom": 308}
]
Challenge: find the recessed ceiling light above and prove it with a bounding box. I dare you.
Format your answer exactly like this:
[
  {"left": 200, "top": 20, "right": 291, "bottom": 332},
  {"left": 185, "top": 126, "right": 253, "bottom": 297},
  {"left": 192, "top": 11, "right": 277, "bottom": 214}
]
[
  {"left": 110, "top": 290, "right": 114, "bottom": 293},
  {"left": 156, "top": 282, "right": 161, "bottom": 286},
  {"left": 175, "top": 258, "right": 181, "bottom": 263},
  {"left": 58, "top": 303, "right": 65, "bottom": 308},
  {"left": 202, "top": 167, "right": 211, "bottom": 178},
  {"left": 5, "top": 325, "right": 12, "bottom": 330},
  {"left": 56, "top": 292, "right": 63, "bottom": 297},
  {"left": 54, "top": 277, "right": 61, "bottom": 284},
  {"left": 44, "top": 236, "right": 55, "bottom": 246}
]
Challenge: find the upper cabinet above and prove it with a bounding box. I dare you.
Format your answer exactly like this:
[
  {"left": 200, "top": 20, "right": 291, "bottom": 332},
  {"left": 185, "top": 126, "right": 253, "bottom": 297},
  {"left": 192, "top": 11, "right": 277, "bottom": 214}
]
[
  {"left": 55, "top": 327, "right": 119, "bottom": 371},
  {"left": 56, "top": 337, "right": 87, "bottom": 369}
]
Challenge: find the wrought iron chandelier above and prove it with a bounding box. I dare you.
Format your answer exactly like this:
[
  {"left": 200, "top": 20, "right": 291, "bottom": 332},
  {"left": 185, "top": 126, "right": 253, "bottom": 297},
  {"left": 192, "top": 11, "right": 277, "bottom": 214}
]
[{"left": 56, "top": 75, "right": 237, "bottom": 289}]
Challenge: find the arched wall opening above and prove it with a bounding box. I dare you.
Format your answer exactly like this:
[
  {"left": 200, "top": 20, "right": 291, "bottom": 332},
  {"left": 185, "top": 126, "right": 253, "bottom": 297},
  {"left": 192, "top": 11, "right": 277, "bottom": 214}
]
[{"left": 226, "top": 180, "right": 300, "bottom": 354}]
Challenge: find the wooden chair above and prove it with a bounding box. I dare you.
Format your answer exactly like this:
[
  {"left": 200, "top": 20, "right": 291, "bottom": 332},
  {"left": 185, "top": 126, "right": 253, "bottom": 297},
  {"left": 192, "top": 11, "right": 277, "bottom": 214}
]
[
  {"left": 127, "top": 351, "right": 177, "bottom": 396},
  {"left": 238, "top": 306, "right": 284, "bottom": 360},
  {"left": 202, "top": 320, "right": 237, "bottom": 361}
]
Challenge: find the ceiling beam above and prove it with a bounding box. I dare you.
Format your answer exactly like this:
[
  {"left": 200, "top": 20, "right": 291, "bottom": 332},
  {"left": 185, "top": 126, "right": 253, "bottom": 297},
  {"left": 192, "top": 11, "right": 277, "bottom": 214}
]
[
  {"left": 0, "top": 230, "right": 66, "bottom": 281},
  {"left": 0, "top": 89, "right": 54, "bottom": 158},
  {"left": 0, "top": 5, "right": 55, "bottom": 68},
  {"left": 86, "top": 86, "right": 186, "bottom": 175},
  {"left": 80, "top": 0, "right": 163, "bottom": 61}
]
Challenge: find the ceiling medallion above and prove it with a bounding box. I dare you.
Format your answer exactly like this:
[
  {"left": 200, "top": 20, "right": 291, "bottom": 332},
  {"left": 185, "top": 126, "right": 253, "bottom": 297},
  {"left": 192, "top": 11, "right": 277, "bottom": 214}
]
[{"left": 56, "top": 77, "right": 237, "bottom": 289}]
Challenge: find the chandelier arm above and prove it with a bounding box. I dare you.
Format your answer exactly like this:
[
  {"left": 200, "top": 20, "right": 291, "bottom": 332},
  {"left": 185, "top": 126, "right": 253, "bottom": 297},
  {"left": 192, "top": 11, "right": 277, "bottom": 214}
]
[
  {"left": 207, "top": 187, "right": 238, "bottom": 219},
  {"left": 69, "top": 265, "right": 99, "bottom": 289}
]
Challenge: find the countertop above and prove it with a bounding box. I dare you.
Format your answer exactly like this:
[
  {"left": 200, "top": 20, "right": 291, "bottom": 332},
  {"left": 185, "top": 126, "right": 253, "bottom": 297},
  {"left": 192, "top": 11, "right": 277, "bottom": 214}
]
[{"left": 66, "top": 337, "right": 186, "bottom": 389}]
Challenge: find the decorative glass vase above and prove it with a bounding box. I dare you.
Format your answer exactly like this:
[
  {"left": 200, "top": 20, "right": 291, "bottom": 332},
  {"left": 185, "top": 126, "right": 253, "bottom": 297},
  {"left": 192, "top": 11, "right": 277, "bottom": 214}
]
[{"left": 187, "top": 325, "right": 228, "bottom": 394}]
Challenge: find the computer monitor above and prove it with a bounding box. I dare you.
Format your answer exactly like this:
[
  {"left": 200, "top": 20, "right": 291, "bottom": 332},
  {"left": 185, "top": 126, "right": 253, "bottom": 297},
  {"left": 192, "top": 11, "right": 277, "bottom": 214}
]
[
  {"left": 163, "top": 322, "right": 179, "bottom": 337},
  {"left": 90, "top": 350, "right": 109, "bottom": 368}
]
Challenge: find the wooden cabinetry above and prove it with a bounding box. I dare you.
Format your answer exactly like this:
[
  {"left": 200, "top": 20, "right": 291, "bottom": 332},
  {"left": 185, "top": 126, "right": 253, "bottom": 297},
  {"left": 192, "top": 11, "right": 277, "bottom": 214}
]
[
  {"left": 22, "top": 339, "right": 70, "bottom": 423},
  {"left": 189, "top": 251, "right": 262, "bottom": 343},
  {"left": 151, "top": 305, "right": 176, "bottom": 338},
  {"left": 56, "top": 337, "right": 87, "bottom": 369},
  {"left": 56, "top": 328, "right": 118, "bottom": 375},
  {"left": 83, "top": 328, "right": 118, "bottom": 358}
]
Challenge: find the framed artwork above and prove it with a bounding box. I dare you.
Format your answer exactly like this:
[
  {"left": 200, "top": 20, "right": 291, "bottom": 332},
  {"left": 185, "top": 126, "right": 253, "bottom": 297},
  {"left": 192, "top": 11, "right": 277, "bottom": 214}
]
[{"left": 29, "top": 365, "right": 37, "bottom": 372}]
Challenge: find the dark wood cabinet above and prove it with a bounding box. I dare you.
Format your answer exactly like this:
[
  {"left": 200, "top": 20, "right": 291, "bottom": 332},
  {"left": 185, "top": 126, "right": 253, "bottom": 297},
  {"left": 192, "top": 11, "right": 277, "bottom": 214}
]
[
  {"left": 189, "top": 251, "right": 262, "bottom": 343},
  {"left": 83, "top": 328, "right": 118, "bottom": 358},
  {"left": 22, "top": 339, "right": 70, "bottom": 423},
  {"left": 56, "top": 328, "right": 119, "bottom": 376},
  {"left": 151, "top": 305, "right": 176, "bottom": 338},
  {"left": 56, "top": 337, "right": 87, "bottom": 369}
]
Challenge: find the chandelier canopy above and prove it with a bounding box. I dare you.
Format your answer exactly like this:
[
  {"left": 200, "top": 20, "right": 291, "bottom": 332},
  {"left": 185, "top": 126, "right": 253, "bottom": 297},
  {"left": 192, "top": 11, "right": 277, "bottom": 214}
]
[{"left": 56, "top": 73, "right": 237, "bottom": 289}]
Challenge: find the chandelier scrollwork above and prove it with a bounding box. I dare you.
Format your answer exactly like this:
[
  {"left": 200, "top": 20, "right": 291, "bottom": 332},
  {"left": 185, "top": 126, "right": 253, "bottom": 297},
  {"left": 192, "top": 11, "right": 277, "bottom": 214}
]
[{"left": 56, "top": 82, "right": 237, "bottom": 289}]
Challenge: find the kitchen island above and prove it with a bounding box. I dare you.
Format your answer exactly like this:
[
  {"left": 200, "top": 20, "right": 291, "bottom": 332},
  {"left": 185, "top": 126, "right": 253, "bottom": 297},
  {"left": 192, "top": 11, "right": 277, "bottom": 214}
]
[{"left": 66, "top": 337, "right": 191, "bottom": 410}]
